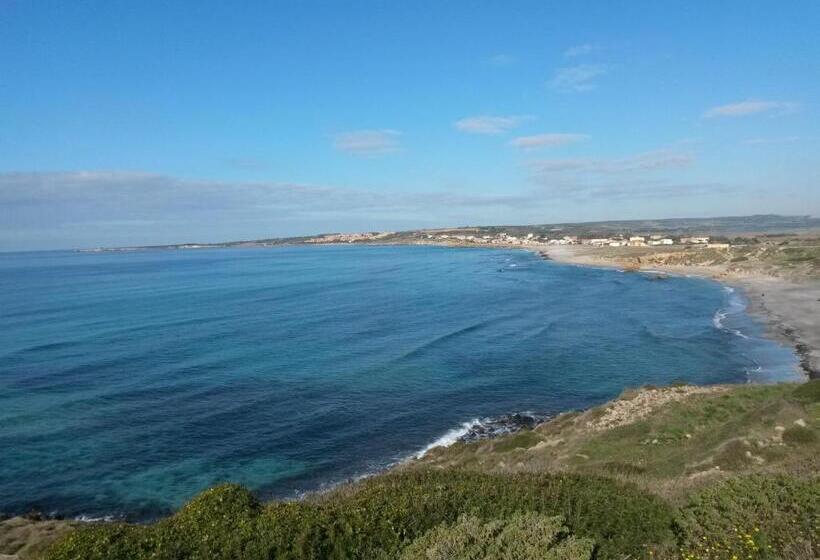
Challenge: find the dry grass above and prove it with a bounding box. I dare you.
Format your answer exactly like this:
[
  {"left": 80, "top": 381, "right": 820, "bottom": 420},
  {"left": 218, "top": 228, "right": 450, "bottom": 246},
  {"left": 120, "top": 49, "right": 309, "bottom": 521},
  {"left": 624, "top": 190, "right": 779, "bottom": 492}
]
[{"left": 415, "top": 381, "right": 820, "bottom": 500}]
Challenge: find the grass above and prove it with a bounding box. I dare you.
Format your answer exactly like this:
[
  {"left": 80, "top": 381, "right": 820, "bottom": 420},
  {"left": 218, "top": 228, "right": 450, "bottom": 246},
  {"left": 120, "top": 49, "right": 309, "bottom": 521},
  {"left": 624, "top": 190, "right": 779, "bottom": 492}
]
[{"left": 418, "top": 382, "right": 820, "bottom": 497}]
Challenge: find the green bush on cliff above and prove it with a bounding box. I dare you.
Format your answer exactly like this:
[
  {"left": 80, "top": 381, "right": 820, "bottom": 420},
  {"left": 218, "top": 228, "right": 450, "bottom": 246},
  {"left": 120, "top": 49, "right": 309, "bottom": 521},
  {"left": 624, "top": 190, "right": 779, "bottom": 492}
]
[
  {"left": 675, "top": 474, "right": 819, "bottom": 559},
  {"left": 400, "top": 512, "right": 594, "bottom": 560},
  {"left": 45, "top": 471, "right": 675, "bottom": 560},
  {"left": 790, "top": 378, "right": 820, "bottom": 404}
]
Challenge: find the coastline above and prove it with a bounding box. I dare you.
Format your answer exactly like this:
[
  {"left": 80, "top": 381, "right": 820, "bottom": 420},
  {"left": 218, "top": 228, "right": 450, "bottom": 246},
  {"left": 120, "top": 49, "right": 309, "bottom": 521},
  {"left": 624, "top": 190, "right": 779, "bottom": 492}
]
[
  {"left": 542, "top": 244, "right": 820, "bottom": 380},
  {"left": 3, "top": 242, "right": 818, "bottom": 558}
]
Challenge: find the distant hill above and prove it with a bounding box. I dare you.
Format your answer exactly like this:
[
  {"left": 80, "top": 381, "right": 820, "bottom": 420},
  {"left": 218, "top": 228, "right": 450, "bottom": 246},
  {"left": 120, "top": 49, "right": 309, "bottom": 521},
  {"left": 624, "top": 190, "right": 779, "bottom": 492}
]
[{"left": 88, "top": 214, "right": 820, "bottom": 252}]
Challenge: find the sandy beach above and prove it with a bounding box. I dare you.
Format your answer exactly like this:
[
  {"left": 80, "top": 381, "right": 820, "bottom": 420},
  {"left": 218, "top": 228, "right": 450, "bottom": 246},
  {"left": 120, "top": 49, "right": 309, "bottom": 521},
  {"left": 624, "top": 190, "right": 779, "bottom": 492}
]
[{"left": 544, "top": 245, "right": 820, "bottom": 379}]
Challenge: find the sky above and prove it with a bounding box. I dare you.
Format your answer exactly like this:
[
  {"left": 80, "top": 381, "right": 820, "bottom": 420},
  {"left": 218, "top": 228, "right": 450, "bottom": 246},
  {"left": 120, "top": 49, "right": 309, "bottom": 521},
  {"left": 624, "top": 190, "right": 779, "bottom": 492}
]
[{"left": 1, "top": 1, "right": 819, "bottom": 250}]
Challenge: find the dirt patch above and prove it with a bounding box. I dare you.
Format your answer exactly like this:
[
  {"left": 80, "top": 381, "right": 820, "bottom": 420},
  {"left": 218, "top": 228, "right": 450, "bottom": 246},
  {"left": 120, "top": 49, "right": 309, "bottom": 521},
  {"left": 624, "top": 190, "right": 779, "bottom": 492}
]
[
  {"left": 0, "top": 517, "right": 76, "bottom": 560},
  {"left": 585, "top": 385, "right": 728, "bottom": 432}
]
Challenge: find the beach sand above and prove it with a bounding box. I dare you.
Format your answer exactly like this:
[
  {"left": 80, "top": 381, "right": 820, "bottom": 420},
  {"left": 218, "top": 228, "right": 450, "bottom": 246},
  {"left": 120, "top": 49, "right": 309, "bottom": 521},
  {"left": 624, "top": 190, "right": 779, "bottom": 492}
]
[
  {"left": 738, "top": 277, "right": 820, "bottom": 379},
  {"left": 544, "top": 245, "right": 820, "bottom": 379}
]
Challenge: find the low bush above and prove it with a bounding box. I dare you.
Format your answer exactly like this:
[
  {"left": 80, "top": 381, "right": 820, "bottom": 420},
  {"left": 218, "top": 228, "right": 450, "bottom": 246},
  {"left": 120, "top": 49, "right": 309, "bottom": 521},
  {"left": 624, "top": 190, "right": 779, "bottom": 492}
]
[
  {"left": 791, "top": 379, "right": 820, "bottom": 404},
  {"left": 783, "top": 425, "right": 818, "bottom": 445},
  {"left": 46, "top": 471, "right": 675, "bottom": 560},
  {"left": 400, "top": 512, "right": 594, "bottom": 560},
  {"left": 674, "top": 474, "right": 819, "bottom": 559}
]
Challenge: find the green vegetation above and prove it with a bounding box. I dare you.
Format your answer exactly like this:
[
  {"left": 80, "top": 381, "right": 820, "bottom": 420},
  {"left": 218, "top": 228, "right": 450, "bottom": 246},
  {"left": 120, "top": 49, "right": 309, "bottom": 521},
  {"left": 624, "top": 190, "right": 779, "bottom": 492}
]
[
  {"left": 420, "top": 382, "right": 819, "bottom": 493},
  {"left": 45, "top": 472, "right": 674, "bottom": 559},
  {"left": 399, "top": 513, "right": 594, "bottom": 560},
  {"left": 33, "top": 381, "right": 820, "bottom": 560},
  {"left": 675, "top": 475, "right": 818, "bottom": 559}
]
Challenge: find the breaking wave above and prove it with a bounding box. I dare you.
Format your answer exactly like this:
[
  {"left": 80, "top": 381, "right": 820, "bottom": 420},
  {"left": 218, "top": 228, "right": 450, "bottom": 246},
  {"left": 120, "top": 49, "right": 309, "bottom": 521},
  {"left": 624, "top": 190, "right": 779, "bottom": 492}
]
[
  {"left": 415, "top": 412, "right": 550, "bottom": 459},
  {"left": 712, "top": 286, "right": 750, "bottom": 339}
]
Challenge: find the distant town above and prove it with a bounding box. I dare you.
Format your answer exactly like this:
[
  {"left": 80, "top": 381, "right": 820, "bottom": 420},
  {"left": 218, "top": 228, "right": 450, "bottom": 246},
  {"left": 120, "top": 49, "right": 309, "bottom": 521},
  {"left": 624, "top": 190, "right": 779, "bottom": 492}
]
[
  {"left": 84, "top": 215, "right": 820, "bottom": 253},
  {"left": 301, "top": 230, "right": 730, "bottom": 249}
]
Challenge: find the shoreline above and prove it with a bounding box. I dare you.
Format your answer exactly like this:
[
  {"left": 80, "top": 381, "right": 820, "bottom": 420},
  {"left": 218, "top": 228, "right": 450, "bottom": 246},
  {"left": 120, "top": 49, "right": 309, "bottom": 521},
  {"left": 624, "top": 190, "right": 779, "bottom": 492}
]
[
  {"left": 541, "top": 244, "right": 819, "bottom": 380},
  {"left": 2, "top": 242, "right": 816, "bottom": 537}
]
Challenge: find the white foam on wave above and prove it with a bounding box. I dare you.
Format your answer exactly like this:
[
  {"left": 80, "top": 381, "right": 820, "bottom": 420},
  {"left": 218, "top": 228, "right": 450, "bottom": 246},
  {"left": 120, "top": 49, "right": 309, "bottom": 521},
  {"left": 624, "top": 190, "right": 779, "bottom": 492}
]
[
  {"left": 713, "top": 286, "right": 750, "bottom": 339},
  {"left": 415, "top": 419, "right": 481, "bottom": 459},
  {"left": 74, "top": 514, "right": 116, "bottom": 523},
  {"left": 712, "top": 309, "right": 727, "bottom": 329}
]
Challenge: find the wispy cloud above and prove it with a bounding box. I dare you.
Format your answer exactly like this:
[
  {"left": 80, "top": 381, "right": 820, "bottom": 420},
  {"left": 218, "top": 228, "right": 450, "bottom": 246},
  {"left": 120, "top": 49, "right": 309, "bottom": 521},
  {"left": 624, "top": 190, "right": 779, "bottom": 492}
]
[
  {"left": 563, "top": 44, "right": 596, "bottom": 57},
  {"left": 509, "top": 133, "right": 588, "bottom": 150},
  {"left": 529, "top": 150, "right": 693, "bottom": 176},
  {"left": 524, "top": 150, "right": 707, "bottom": 199},
  {"left": 532, "top": 179, "right": 731, "bottom": 200},
  {"left": 222, "top": 157, "right": 269, "bottom": 171},
  {"left": 454, "top": 115, "right": 532, "bottom": 135},
  {"left": 332, "top": 129, "right": 401, "bottom": 156},
  {"left": 702, "top": 100, "right": 799, "bottom": 118},
  {"left": 0, "top": 168, "right": 740, "bottom": 249},
  {"left": 549, "top": 64, "right": 606, "bottom": 92},
  {"left": 0, "top": 171, "right": 534, "bottom": 230},
  {"left": 742, "top": 136, "right": 800, "bottom": 145},
  {"left": 486, "top": 54, "right": 516, "bottom": 66}
]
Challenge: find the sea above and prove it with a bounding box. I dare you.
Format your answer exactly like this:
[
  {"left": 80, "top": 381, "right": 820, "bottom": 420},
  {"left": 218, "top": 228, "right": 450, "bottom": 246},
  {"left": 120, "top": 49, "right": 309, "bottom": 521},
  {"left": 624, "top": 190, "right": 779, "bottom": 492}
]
[{"left": 0, "top": 245, "right": 800, "bottom": 520}]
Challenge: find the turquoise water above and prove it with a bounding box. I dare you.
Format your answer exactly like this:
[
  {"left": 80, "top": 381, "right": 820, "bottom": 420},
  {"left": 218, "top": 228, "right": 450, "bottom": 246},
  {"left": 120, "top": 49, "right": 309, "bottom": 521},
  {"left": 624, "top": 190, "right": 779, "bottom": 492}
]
[{"left": 0, "top": 245, "right": 799, "bottom": 519}]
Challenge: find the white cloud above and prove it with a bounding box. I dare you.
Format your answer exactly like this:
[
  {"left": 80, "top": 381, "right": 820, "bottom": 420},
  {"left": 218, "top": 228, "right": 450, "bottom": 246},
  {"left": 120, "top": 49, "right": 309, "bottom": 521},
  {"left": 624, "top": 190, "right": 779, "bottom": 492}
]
[
  {"left": 509, "top": 133, "right": 588, "bottom": 150},
  {"left": 549, "top": 64, "right": 607, "bottom": 92},
  {"left": 563, "top": 44, "right": 596, "bottom": 57},
  {"left": 332, "top": 129, "right": 401, "bottom": 156},
  {"left": 454, "top": 115, "right": 532, "bottom": 135},
  {"left": 702, "top": 100, "right": 799, "bottom": 118}
]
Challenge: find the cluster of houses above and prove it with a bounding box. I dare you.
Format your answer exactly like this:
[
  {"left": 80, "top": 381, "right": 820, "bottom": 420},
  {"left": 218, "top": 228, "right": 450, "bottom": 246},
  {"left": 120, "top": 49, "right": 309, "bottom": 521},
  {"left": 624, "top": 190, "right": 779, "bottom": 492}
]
[
  {"left": 302, "top": 230, "right": 731, "bottom": 250},
  {"left": 305, "top": 231, "right": 395, "bottom": 244},
  {"left": 423, "top": 232, "right": 541, "bottom": 246},
  {"left": 421, "top": 232, "right": 729, "bottom": 249}
]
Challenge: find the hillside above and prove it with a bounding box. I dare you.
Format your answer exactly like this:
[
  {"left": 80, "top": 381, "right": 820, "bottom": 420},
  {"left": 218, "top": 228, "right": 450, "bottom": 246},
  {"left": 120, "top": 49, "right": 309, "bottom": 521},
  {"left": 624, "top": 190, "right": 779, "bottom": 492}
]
[
  {"left": 3, "top": 380, "right": 817, "bottom": 560},
  {"left": 414, "top": 383, "right": 819, "bottom": 499}
]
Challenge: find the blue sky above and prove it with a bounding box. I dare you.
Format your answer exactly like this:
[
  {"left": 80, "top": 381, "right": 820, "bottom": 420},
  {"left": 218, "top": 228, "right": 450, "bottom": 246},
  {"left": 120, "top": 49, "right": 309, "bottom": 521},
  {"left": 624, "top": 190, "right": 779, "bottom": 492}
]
[{"left": 1, "top": 1, "right": 818, "bottom": 249}]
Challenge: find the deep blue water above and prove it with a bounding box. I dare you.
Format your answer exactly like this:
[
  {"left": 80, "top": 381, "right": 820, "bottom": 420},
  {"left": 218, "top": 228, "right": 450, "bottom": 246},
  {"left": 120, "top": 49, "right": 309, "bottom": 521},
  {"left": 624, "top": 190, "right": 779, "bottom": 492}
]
[{"left": 0, "top": 245, "right": 799, "bottom": 519}]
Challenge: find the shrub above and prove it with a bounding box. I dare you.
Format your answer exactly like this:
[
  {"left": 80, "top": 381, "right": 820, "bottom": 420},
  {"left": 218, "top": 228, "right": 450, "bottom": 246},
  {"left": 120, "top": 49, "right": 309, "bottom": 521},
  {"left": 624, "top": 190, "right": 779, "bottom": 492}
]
[
  {"left": 400, "top": 512, "right": 594, "bottom": 560},
  {"left": 329, "top": 470, "right": 675, "bottom": 558},
  {"left": 782, "top": 425, "right": 818, "bottom": 445},
  {"left": 674, "top": 474, "right": 819, "bottom": 559},
  {"left": 713, "top": 440, "right": 754, "bottom": 470},
  {"left": 791, "top": 379, "right": 820, "bottom": 404},
  {"left": 45, "top": 471, "right": 675, "bottom": 560},
  {"left": 45, "top": 524, "right": 155, "bottom": 560}
]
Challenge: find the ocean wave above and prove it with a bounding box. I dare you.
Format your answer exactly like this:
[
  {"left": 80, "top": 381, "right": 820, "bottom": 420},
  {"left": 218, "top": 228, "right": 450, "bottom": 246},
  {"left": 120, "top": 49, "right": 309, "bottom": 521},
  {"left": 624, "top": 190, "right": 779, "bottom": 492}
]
[
  {"left": 415, "top": 419, "right": 481, "bottom": 458},
  {"left": 415, "top": 413, "right": 549, "bottom": 458},
  {"left": 74, "top": 514, "right": 117, "bottom": 523},
  {"left": 394, "top": 317, "right": 515, "bottom": 362},
  {"left": 712, "top": 287, "right": 750, "bottom": 339}
]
